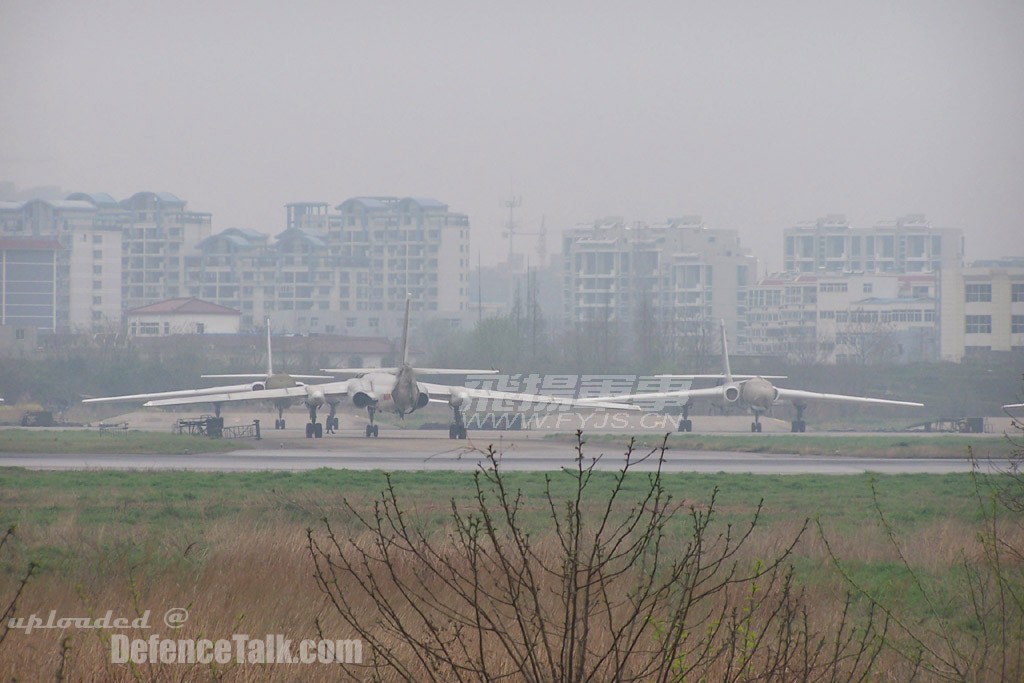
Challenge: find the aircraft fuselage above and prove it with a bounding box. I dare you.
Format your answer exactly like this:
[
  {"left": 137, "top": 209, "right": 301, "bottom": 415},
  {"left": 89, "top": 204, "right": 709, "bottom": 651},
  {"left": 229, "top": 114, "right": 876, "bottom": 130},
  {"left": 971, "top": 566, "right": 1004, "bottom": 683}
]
[{"left": 738, "top": 377, "right": 780, "bottom": 414}]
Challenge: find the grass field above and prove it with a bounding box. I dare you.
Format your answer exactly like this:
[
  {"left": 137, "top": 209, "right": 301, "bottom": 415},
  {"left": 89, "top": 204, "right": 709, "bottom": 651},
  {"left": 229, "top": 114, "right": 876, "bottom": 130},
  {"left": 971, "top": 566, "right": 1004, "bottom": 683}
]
[
  {"left": 0, "top": 429, "right": 250, "bottom": 454},
  {"left": 1, "top": 453, "right": 1020, "bottom": 680},
  {"left": 552, "top": 431, "right": 1017, "bottom": 458}
]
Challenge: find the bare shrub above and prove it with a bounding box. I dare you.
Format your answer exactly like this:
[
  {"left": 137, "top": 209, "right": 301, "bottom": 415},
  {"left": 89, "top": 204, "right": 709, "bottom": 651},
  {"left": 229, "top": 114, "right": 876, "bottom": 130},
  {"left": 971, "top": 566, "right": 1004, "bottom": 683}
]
[
  {"left": 822, "top": 420, "right": 1024, "bottom": 681},
  {"left": 309, "top": 432, "right": 886, "bottom": 681}
]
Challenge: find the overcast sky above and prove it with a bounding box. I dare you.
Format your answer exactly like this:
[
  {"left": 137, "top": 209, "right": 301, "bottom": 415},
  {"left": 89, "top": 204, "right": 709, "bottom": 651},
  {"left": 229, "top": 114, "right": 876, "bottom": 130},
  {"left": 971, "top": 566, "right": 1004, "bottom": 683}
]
[{"left": 2, "top": 0, "right": 1022, "bottom": 272}]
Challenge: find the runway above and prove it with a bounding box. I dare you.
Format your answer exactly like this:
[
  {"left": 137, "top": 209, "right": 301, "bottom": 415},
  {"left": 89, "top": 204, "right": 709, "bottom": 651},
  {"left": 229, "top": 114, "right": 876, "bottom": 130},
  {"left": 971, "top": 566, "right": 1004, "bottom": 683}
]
[{"left": 0, "top": 429, "right": 1003, "bottom": 475}]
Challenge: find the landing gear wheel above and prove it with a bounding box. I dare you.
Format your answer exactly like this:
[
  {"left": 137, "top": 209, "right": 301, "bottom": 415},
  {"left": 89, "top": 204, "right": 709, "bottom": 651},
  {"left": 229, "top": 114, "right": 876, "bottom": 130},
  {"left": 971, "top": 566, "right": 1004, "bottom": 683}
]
[
  {"left": 751, "top": 422, "right": 762, "bottom": 433},
  {"left": 330, "top": 417, "right": 339, "bottom": 431},
  {"left": 373, "top": 425, "right": 379, "bottom": 437},
  {"left": 366, "top": 424, "right": 380, "bottom": 438},
  {"left": 791, "top": 420, "right": 806, "bottom": 433},
  {"left": 677, "top": 419, "right": 692, "bottom": 432},
  {"left": 306, "top": 423, "right": 314, "bottom": 438},
  {"left": 314, "top": 423, "right": 323, "bottom": 438}
]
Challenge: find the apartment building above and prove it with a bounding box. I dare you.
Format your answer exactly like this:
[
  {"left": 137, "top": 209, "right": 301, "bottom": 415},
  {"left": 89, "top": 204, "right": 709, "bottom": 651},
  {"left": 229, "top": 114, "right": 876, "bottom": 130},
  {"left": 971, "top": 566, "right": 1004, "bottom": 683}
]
[
  {"left": 562, "top": 216, "right": 757, "bottom": 348},
  {"left": 938, "top": 258, "right": 1024, "bottom": 361},
  {"left": 0, "top": 197, "right": 122, "bottom": 332},
  {"left": 783, "top": 214, "right": 963, "bottom": 275},
  {"left": 0, "top": 238, "right": 60, "bottom": 333},
  {"left": 111, "top": 192, "right": 212, "bottom": 310},
  {"left": 184, "top": 196, "right": 471, "bottom": 336}
]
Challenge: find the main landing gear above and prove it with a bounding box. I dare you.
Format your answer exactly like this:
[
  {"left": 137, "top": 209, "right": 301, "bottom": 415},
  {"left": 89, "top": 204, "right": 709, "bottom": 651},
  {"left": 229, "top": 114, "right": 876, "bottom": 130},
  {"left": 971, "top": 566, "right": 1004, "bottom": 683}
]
[
  {"left": 448, "top": 405, "right": 467, "bottom": 440},
  {"left": 305, "top": 403, "right": 323, "bottom": 439},
  {"left": 326, "top": 403, "right": 339, "bottom": 434},
  {"left": 274, "top": 404, "right": 286, "bottom": 430},
  {"left": 676, "top": 405, "right": 693, "bottom": 432},
  {"left": 791, "top": 403, "right": 807, "bottom": 433},
  {"left": 751, "top": 413, "right": 763, "bottom": 433},
  {"left": 364, "top": 404, "right": 379, "bottom": 438}
]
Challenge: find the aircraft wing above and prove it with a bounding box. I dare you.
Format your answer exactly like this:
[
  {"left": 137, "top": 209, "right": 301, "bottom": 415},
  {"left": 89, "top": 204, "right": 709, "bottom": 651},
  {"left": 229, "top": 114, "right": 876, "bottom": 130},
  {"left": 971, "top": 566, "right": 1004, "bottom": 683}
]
[
  {"left": 774, "top": 388, "right": 923, "bottom": 407},
  {"left": 1003, "top": 403, "right": 1024, "bottom": 410},
  {"left": 143, "top": 381, "right": 354, "bottom": 407},
  {"left": 576, "top": 386, "right": 728, "bottom": 405},
  {"left": 419, "top": 382, "right": 641, "bottom": 412},
  {"left": 82, "top": 383, "right": 269, "bottom": 405}
]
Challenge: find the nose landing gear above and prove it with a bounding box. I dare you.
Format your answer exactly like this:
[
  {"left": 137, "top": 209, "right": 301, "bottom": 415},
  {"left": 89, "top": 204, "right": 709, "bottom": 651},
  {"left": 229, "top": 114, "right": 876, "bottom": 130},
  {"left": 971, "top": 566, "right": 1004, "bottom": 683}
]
[
  {"left": 364, "top": 404, "right": 379, "bottom": 438},
  {"left": 305, "top": 403, "right": 323, "bottom": 438}
]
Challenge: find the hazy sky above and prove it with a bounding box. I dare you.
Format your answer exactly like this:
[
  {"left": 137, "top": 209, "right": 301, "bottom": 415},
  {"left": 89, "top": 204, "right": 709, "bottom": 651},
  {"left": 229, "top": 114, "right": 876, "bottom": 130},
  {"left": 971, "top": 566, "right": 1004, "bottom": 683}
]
[{"left": 2, "top": 0, "right": 1022, "bottom": 272}]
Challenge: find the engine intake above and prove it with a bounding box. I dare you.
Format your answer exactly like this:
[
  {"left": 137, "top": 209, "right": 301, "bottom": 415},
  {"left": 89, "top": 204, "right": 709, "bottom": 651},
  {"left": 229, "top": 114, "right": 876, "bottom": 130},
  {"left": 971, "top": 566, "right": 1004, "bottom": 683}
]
[{"left": 723, "top": 384, "right": 740, "bottom": 403}]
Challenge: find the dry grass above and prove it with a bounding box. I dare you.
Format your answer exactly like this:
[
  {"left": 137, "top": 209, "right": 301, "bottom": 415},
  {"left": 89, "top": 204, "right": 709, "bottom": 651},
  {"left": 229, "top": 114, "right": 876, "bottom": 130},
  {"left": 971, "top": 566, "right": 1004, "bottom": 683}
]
[{"left": 1, "top": 467, "right": 1021, "bottom": 680}]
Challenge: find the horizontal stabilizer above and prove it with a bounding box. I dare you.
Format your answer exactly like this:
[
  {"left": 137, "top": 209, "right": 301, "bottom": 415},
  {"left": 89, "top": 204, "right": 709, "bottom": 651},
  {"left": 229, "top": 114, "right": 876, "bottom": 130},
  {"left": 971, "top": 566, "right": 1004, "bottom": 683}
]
[
  {"left": 322, "top": 367, "right": 499, "bottom": 376},
  {"left": 655, "top": 374, "right": 787, "bottom": 380},
  {"left": 201, "top": 373, "right": 334, "bottom": 380}
]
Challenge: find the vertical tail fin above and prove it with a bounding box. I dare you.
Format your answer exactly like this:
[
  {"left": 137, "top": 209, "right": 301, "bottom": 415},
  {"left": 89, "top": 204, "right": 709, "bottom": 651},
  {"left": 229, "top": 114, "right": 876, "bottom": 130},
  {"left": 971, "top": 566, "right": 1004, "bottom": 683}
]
[
  {"left": 400, "top": 295, "right": 411, "bottom": 366},
  {"left": 265, "top": 317, "right": 274, "bottom": 377},
  {"left": 720, "top": 319, "right": 733, "bottom": 383}
]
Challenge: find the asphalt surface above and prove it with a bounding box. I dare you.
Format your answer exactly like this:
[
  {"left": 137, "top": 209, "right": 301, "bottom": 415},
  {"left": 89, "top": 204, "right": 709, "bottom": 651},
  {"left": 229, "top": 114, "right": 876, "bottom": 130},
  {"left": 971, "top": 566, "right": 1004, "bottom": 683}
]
[{"left": 0, "top": 427, "right": 1007, "bottom": 474}]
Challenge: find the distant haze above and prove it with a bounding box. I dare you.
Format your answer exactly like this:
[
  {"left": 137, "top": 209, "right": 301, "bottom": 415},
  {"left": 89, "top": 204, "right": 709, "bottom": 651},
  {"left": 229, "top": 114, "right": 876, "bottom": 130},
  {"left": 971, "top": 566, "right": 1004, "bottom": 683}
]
[{"left": 2, "top": 0, "right": 1022, "bottom": 273}]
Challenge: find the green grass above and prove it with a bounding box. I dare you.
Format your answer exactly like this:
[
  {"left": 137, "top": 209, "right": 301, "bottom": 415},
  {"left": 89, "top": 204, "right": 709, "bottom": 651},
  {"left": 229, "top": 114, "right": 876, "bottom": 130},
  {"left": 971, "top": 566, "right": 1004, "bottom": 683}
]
[
  {"left": 548, "top": 432, "right": 1017, "bottom": 458},
  {"left": 0, "top": 429, "right": 250, "bottom": 454},
  {"left": 0, "top": 466, "right": 988, "bottom": 548}
]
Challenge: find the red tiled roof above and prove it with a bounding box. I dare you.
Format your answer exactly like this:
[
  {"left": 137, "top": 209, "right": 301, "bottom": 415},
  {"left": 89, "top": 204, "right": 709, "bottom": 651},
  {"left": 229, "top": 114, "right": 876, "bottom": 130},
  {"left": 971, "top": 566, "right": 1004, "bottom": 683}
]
[{"left": 127, "top": 298, "right": 241, "bottom": 316}]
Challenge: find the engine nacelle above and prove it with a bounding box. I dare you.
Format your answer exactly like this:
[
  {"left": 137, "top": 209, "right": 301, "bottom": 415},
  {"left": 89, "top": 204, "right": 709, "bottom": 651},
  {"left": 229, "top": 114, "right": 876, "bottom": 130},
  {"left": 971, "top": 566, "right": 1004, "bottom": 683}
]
[
  {"left": 722, "top": 383, "right": 741, "bottom": 403},
  {"left": 448, "top": 389, "right": 468, "bottom": 408},
  {"left": 250, "top": 382, "right": 266, "bottom": 391},
  {"left": 352, "top": 392, "right": 377, "bottom": 408},
  {"left": 417, "top": 391, "right": 430, "bottom": 410}
]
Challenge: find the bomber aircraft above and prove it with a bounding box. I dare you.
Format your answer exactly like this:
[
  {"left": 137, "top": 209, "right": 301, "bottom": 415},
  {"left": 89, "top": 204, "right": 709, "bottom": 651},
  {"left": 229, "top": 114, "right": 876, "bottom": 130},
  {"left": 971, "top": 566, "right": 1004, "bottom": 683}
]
[
  {"left": 581, "top": 320, "right": 924, "bottom": 433},
  {"left": 82, "top": 318, "right": 333, "bottom": 430},
  {"left": 144, "top": 297, "right": 638, "bottom": 438}
]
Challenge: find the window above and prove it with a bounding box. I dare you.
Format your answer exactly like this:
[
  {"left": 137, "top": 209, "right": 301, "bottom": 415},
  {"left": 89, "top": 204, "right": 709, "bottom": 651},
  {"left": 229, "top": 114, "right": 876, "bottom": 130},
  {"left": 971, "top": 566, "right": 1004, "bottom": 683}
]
[
  {"left": 965, "top": 284, "right": 992, "bottom": 302},
  {"left": 965, "top": 315, "right": 992, "bottom": 334},
  {"left": 15, "top": 329, "right": 25, "bottom": 340},
  {"left": 1013, "top": 315, "right": 1024, "bottom": 334},
  {"left": 1013, "top": 284, "right": 1024, "bottom": 302},
  {"left": 863, "top": 283, "right": 873, "bottom": 294}
]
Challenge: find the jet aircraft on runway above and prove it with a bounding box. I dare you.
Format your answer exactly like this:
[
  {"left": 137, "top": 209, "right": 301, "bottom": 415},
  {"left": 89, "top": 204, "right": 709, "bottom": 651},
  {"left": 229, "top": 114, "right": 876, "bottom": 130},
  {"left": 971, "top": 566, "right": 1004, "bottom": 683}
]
[
  {"left": 583, "top": 320, "right": 924, "bottom": 433},
  {"left": 82, "top": 318, "right": 333, "bottom": 430},
  {"left": 144, "top": 297, "right": 638, "bottom": 438}
]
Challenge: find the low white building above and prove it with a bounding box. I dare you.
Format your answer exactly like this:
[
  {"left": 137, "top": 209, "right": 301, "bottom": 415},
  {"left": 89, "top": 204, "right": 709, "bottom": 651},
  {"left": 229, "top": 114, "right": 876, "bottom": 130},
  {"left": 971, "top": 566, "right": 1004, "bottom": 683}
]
[
  {"left": 746, "top": 272, "right": 938, "bottom": 363},
  {"left": 126, "top": 297, "right": 240, "bottom": 336}
]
